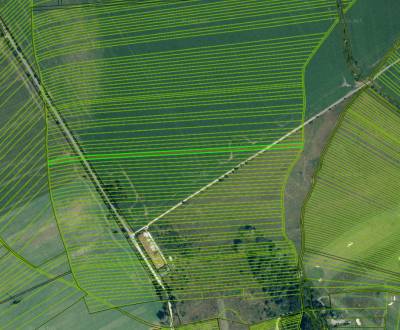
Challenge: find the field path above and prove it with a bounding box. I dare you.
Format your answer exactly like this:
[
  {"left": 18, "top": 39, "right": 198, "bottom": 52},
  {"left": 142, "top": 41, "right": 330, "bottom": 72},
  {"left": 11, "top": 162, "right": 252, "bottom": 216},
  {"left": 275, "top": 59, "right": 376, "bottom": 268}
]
[
  {"left": 139, "top": 70, "right": 389, "bottom": 233},
  {"left": 135, "top": 79, "right": 376, "bottom": 234}
]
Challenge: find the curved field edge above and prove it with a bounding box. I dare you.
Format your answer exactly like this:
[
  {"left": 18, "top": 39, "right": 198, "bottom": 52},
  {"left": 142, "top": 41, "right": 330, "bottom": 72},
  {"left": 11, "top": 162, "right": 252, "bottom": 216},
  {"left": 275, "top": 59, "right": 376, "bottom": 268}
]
[
  {"left": 28, "top": 0, "right": 358, "bottom": 324},
  {"left": 305, "top": 0, "right": 400, "bottom": 119},
  {"left": 301, "top": 86, "right": 400, "bottom": 282},
  {"left": 22, "top": 0, "right": 388, "bottom": 326},
  {"left": 32, "top": 0, "right": 344, "bottom": 228}
]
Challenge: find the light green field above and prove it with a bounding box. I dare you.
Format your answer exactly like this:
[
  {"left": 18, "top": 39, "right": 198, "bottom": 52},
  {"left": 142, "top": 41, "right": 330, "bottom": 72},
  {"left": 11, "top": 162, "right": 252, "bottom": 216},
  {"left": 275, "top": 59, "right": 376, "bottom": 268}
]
[
  {"left": 250, "top": 318, "right": 278, "bottom": 330},
  {"left": 250, "top": 313, "right": 302, "bottom": 330},
  {"left": 0, "top": 38, "right": 65, "bottom": 266},
  {"left": 303, "top": 89, "right": 400, "bottom": 279},
  {"left": 176, "top": 319, "right": 220, "bottom": 330}
]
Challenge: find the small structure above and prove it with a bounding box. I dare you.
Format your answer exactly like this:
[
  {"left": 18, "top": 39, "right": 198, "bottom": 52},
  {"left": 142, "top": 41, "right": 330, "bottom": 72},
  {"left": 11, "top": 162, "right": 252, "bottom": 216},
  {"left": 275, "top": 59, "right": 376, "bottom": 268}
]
[{"left": 138, "top": 231, "right": 167, "bottom": 270}]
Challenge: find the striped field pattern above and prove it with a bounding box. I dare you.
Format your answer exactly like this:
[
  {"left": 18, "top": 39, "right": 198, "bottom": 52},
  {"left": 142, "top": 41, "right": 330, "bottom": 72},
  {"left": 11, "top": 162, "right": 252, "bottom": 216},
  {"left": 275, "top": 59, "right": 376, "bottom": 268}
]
[
  {"left": 30, "top": 0, "right": 353, "bottom": 309},
  {"left": 0, "top": 36, "right": 66, "bottom": 266},
  {"left": 375, "top": 46, "right": 400, "bottom": 104},
  {"left": 303, "top": 89, "right": 400, "bottom": 281},
  {"left": 0, "top": 240, "right": 84, "bottom": 329}
]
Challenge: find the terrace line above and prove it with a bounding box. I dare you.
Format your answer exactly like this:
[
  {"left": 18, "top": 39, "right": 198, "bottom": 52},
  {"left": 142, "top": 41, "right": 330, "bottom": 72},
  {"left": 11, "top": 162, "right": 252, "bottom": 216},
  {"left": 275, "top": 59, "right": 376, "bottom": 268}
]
[
  {"left": 48, "top": 142, "right": 303, "bottom": 166},
  {"left": 0, "top": 15, "right": 176, "bottom": 329}
]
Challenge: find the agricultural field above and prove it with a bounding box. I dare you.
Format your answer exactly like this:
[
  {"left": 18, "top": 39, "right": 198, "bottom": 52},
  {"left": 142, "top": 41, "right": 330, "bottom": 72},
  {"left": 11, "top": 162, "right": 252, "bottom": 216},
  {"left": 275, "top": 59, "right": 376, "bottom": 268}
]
[
  {"left": 0, "top": 0, "right": 37, "bottom": 68},
  {"left": 0, "top": 240, "right": 84, "bottom": 329},
  {"left": 346, "top": 0, "right": 400, "bottom": 79},
  {"left": 284, "top": 92, "right": 350, "bottom": 252},
  {"left": 250, "top": 313, "right": 302, "bottom": 330},
  {"left": 0, "top": 36, "right": 64, "bottom": 265},
  {"left": 40, "top": 299, "right": 164, "bottom": 330},
  {"left": 374, "top": 45, "right": 400, "bottom": 106},
  {"left": 46, "top": 119, "right": 160, "bottom": 312},
  {"left": 288, "top": 17, "right": 400, "bottom": 328},
  {"left": 304, "top": 289, "right": 393, "bottom": 328},
  {"left": 304, "top": 10, "right": 355, "bottom": 119},
  {"left": 32, "top": 0, "right": 348, "bottom": 231},
  {"left": 305, "top": 0, "right": 400, "bottom": 119},
  {"left": 301, "top": 55, "right": 400, "bottom": 326},
  {"left": 30, "top": 2, "right": 356, "bottom": 323},
  {"left": 174, "top": 319, "right": 220, "bottom": 330},
  {"left": 1, "top": 0, "right": 400, "bottom": 329},
  {"left": 150, "top": 133, "right": 303, "bottom": 324},
  {"left": 302, "top": 89, "right": 400, "bottom": 278},
  {"left": 0, "top": 22, "right": 89, "bottom": 329}
]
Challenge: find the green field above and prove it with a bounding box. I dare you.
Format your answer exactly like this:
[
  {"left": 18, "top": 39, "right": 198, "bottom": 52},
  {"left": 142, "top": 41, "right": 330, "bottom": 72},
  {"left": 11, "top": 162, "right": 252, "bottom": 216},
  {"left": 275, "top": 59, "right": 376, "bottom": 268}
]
[
  {"left": 346, "top": 0, "right": 400, "bottom": 79},
  {"left": 0, "top": 37, "right": 65, "bottom": 266},
  {"left": 150, "top": 134, "right": 302, "bottom": 302},
  {"left": 304, "top": 4, "right": 355, "bottom": 118},
  {"left": 0, "top": 25, "right": 87, "bottom": 330},
  {"left": 40, "top": 299, "right": 163, "bottom": 330},
  {"left": 305, "top": 0, "right": 400, "bottom": 118},
  {"left": 4, "top": 0, "right": 400, "bottom": 328},
  {"left": 29, "top": 0, "right": 357, "bottom": 322},
  {"left": 0, "top": 0, "right": 37, "bottom": 68},
  {"left": 0, "top": 240, "right": 84, "bottom": 329},
  {"left": 375, "top": 45, "right": 400, "bottom": 105},
  {"left": 250, "top": 313, "right": 302, "bottom": 330},
  {"left": 176, "top": 319, "right": 220, "bottom": 330},
  {"left": 0, "top": 4, "right": 161, "bottom": 324},
  {"left": 32, "top": 0, "right": 347, "bottom": 231},
  {"left": 303, "top": 88, "right": 400, "bottom": 281}
]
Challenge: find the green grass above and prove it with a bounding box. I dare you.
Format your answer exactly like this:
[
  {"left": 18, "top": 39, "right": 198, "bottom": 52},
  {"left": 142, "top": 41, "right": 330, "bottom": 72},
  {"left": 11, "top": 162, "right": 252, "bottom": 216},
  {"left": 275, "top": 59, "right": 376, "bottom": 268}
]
[
  {"left": 250, "top": 318, "right": 278, "bottom": 330},
  {"left": 303, "top": 88, "right": 400, "bottom": 281}
]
